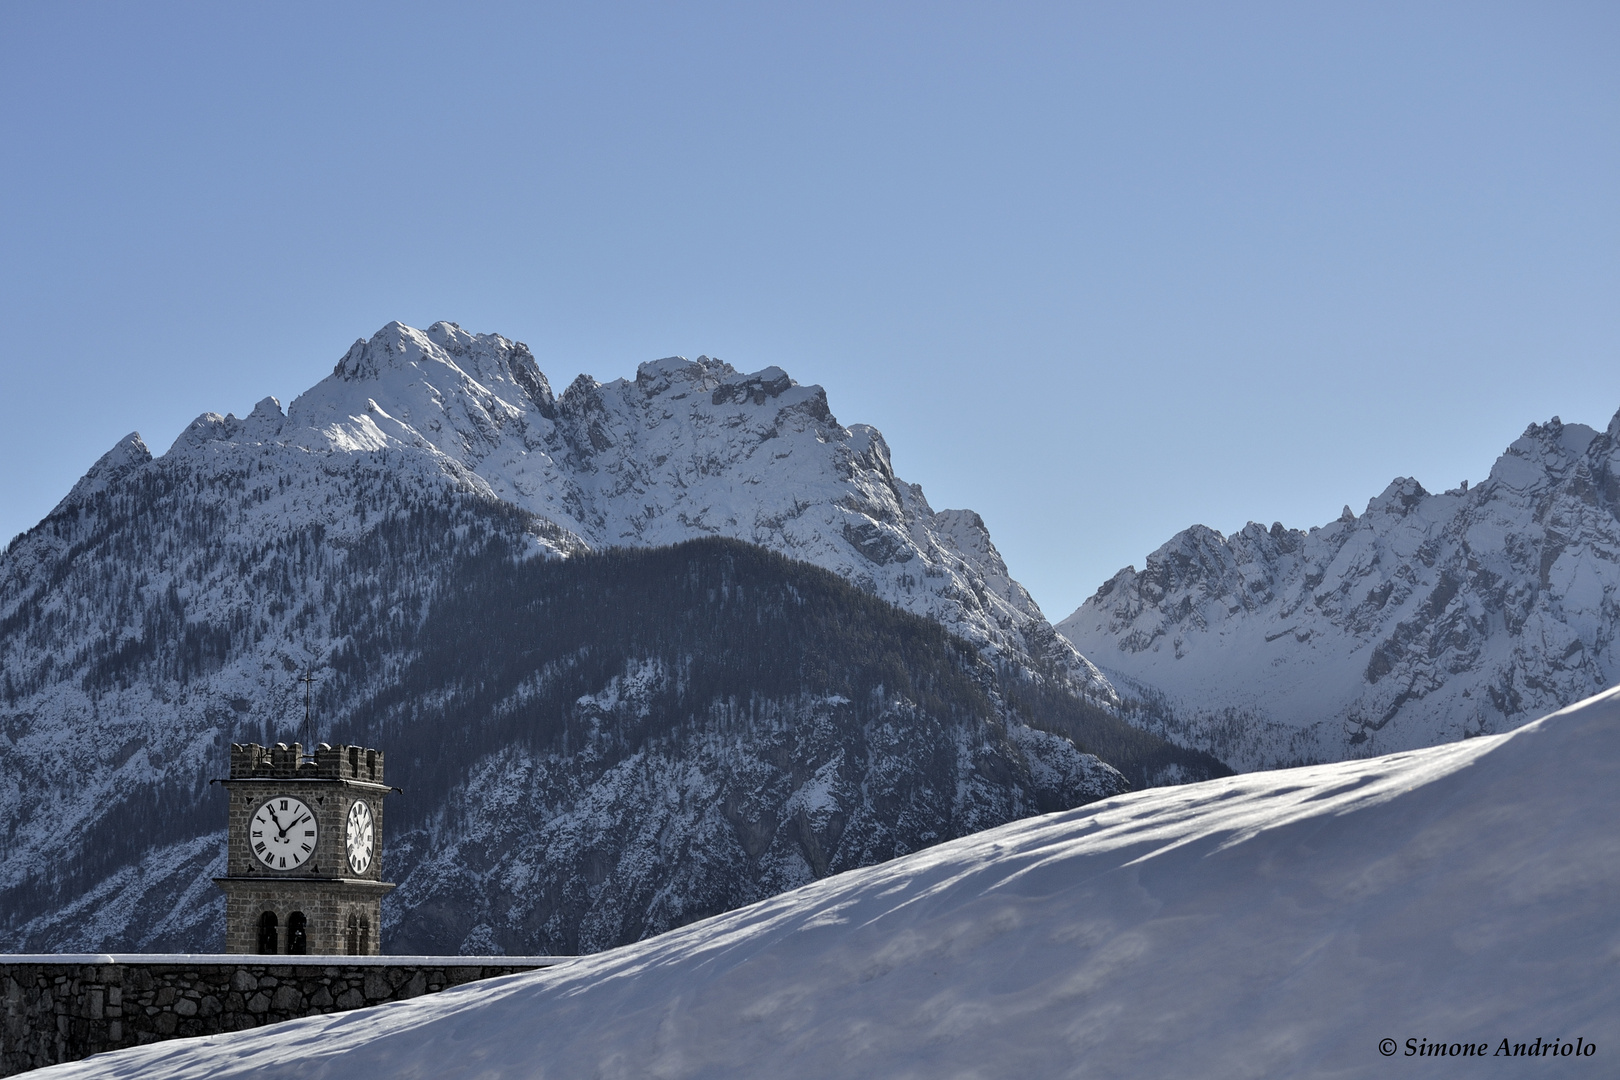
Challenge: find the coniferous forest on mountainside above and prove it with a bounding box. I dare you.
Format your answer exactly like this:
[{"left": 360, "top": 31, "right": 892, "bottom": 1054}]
[
  {"left": 328, "top": 526, "right": 1227, "bottom": 953},
  {"left": 1, "top": 478, "right": 1224, "bottom": 954}
]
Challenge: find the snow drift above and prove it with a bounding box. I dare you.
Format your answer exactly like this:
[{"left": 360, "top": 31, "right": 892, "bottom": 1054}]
[{"left": 48, "top": 686, "right": 1620, "bottom": 1079}]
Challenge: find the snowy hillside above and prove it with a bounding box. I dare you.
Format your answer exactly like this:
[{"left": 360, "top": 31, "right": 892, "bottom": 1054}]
[
  {"left": 0, "top": 321, "right": 1201, "bottom": 955},
  {"left": 1060, "top": 414, "right": 1620, "bottom": 770},
  {"left": 46, "top": 684, "right": 1620, "bottom": 1080}
]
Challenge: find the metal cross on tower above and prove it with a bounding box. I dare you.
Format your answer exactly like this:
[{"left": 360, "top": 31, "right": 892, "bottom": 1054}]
[{"left": 300, "top": 669, "right": 317, "bottom": 754}]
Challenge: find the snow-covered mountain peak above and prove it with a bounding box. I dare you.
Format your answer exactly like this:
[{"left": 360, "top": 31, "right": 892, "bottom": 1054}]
[
  {"left": 624, "top": 353, "right": 826, "bottom": 421},
  {"left": 711, "top": 363, "right": 800, "bottom": 406},
  {"left": 1062, "top": 407, "right": 1620, "bottom": 769},
  {"left": 47, "top": 321, "right": 1111, "bottom": 697},
  {"left": 632, "top": 354, "right": 717, "bottom": 395},
  {"left": 322, "top": 320, "right": 530, "bottom": 401},
  {"left": 1363, "top": 476, "right": 1427, "bottom": 517},
  {"left": 53, "top": 432, "right": 152, "bottom": 514},
  {"left": 167, "top": 395, "right": 290, "bottom": 457},
  {"left": 1486, "top": 415, "right": 1606, "bottom": 497},
  {"left": 1520, "top": 413, "right": 1598, "bottom": 457}
]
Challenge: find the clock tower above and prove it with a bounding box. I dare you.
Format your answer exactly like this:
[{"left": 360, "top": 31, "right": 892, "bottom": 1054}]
[{"left": 215, "top": 742, "right": 395, "bottom": 955}]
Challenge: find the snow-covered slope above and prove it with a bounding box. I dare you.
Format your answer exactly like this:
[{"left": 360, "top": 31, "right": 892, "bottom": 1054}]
[
  {"left": 0, "top": 321, "right": 1164, "bottom": 955},
  {"left": 46, "top": 684, "right": 1620, "bottom": 1080},
  {"left": 1060, "top": 414, "right": 1620, "bottom": 769}
]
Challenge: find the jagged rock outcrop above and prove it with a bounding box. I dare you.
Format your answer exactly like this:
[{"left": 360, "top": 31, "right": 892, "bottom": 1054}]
[{"left": 1059, "top": 413, "right": 1620, "bottom": 770}]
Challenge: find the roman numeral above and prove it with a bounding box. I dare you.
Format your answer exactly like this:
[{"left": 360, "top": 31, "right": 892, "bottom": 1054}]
[
  {"left": 252, "top": 830, "right": 262, "bottom": 837},
  {"left": 302, "top": 844, "right": 312, "bottom": 853},
  {"left": 279, "top": 856, "right": 287, "bottom": 867},
  {"left": 255, "top": 842, "right": 266, "bottom": 853},
  {"left": 280, "top": 800, "right": 288, "bottom": 811},
  {"left": 305, "top": 829, "right": 315, "bottom": 836}
]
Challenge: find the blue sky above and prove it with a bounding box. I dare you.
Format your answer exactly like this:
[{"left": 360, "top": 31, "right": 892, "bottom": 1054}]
[{"left": 1, "top": 2, "right": 1615, "bottom": 619}]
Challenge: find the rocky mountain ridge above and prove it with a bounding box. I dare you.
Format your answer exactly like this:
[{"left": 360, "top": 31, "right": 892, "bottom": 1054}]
[
  {"left": 1059, "top": 412, "right": 1620, "bottom": 769},
  {"left": 275, "top": 320, "right": 1109, "bottom": 697}
]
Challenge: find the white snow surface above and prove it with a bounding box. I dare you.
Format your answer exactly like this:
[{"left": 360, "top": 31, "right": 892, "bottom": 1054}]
[{"left": 48, "top": 687, "right": 1620, "bottom": 1079}]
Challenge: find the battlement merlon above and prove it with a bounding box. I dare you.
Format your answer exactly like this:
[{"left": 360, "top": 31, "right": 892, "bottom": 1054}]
[{"left": 227, "top": 742, "right": 386, "bottom": 784}]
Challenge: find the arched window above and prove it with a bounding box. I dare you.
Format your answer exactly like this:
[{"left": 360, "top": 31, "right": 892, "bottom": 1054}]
[
  {"left": 287, "top": 912, "right": 308, "bottom": 955},
  {"left": 346, "top": 914, "right": 359, "bottom": 955},
  {"left": 257, "top": 911, "right": 278, "bottom": 955},
  {"left": 358, "top": 916, "right": 371, "bottom": 955}
]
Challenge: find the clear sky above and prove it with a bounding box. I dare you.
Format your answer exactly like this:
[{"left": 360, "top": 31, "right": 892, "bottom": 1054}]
[{"left": 2, "top": 2, "right": 1616, "bottom": 621}]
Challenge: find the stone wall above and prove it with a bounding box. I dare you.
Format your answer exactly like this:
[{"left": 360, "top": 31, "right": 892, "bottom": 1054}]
[{"left": 0, "top": 955, "right": 558, "bottom": 1076}]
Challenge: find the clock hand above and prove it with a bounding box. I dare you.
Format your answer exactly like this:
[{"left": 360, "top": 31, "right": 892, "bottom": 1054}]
[
  {"left": 283, "top": 814, "right": 311, "bottom": 838},
  {"left": 266, "top": 805, "right": 287, "bottom": 835},
  {"left": 274, "top": 813, "right": 309, "bottom": 841}
]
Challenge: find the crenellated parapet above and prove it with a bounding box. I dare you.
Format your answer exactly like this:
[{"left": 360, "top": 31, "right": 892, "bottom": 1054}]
[{"left": 228, "top": 743, "right": 384, "bottom": 783}]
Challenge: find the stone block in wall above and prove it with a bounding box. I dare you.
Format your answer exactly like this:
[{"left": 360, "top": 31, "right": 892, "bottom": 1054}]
[{"left": 362, "top": 970, "right": 392, "bottom": 1002}]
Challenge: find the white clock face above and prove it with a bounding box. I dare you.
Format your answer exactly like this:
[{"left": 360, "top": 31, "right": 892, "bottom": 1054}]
[
  {"left": 251, "top": 796, "right": 318, "bottom": 870},
  {"left": 346, "top": 799, "right": 375, "bottom": 874}
]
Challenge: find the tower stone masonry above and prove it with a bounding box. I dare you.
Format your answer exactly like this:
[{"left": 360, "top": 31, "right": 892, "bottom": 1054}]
[{"left": 215, "top": 742, "right": 395, "bottom": 955}]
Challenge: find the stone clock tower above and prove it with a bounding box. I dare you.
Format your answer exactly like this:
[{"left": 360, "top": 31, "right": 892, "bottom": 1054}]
[{"left": 215, "top": 742, "right": 395, "bottom": 955}]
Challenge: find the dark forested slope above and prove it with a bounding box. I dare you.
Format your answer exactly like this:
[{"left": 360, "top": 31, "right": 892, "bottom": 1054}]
[{"left": 332, "top": 534, "right": 1225, "bottom": 954}]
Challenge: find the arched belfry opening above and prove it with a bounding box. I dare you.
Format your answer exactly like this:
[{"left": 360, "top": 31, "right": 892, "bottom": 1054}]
[
  {"left": 257, "top": 911, "right": 278, "bottom": 954},
  {"left": 346, "top": 914, "right": 359, "bottom": 955},
  {"left": 287, "top": 912, "right": 308, "bottom": 955}
]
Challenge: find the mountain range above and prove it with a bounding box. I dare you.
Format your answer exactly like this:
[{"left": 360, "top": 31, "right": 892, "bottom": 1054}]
[
  {"left": 1059, "top": 413, "right": 1620, "bottom": 770},
  {"left": 0, "top": 321, "right": 1216, "bottom": 954},
  {"left": 7, "top": 317, "right": 1616, "bottom": 953}
]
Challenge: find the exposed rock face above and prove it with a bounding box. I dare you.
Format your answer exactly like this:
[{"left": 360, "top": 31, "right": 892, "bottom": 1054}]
[
  {"left": 0, "top": 321, "right": 1174, "bottom": 955},
  {"left": 1059, "top": 414, "right": 1620, "bottom": 770}
]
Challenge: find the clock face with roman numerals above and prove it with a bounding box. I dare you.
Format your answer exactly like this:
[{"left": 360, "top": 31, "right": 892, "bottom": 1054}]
[
  {"left": 346, "top": 798, "right": 374, "bottom": 874},
  {"left": 251, "top": 796, "right": 319, "bottom": 870}
]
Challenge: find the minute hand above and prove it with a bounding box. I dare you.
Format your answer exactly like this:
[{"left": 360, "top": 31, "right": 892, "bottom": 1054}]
[{"left": 280, "top": 814, "right": 312, "bottom": 840}]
